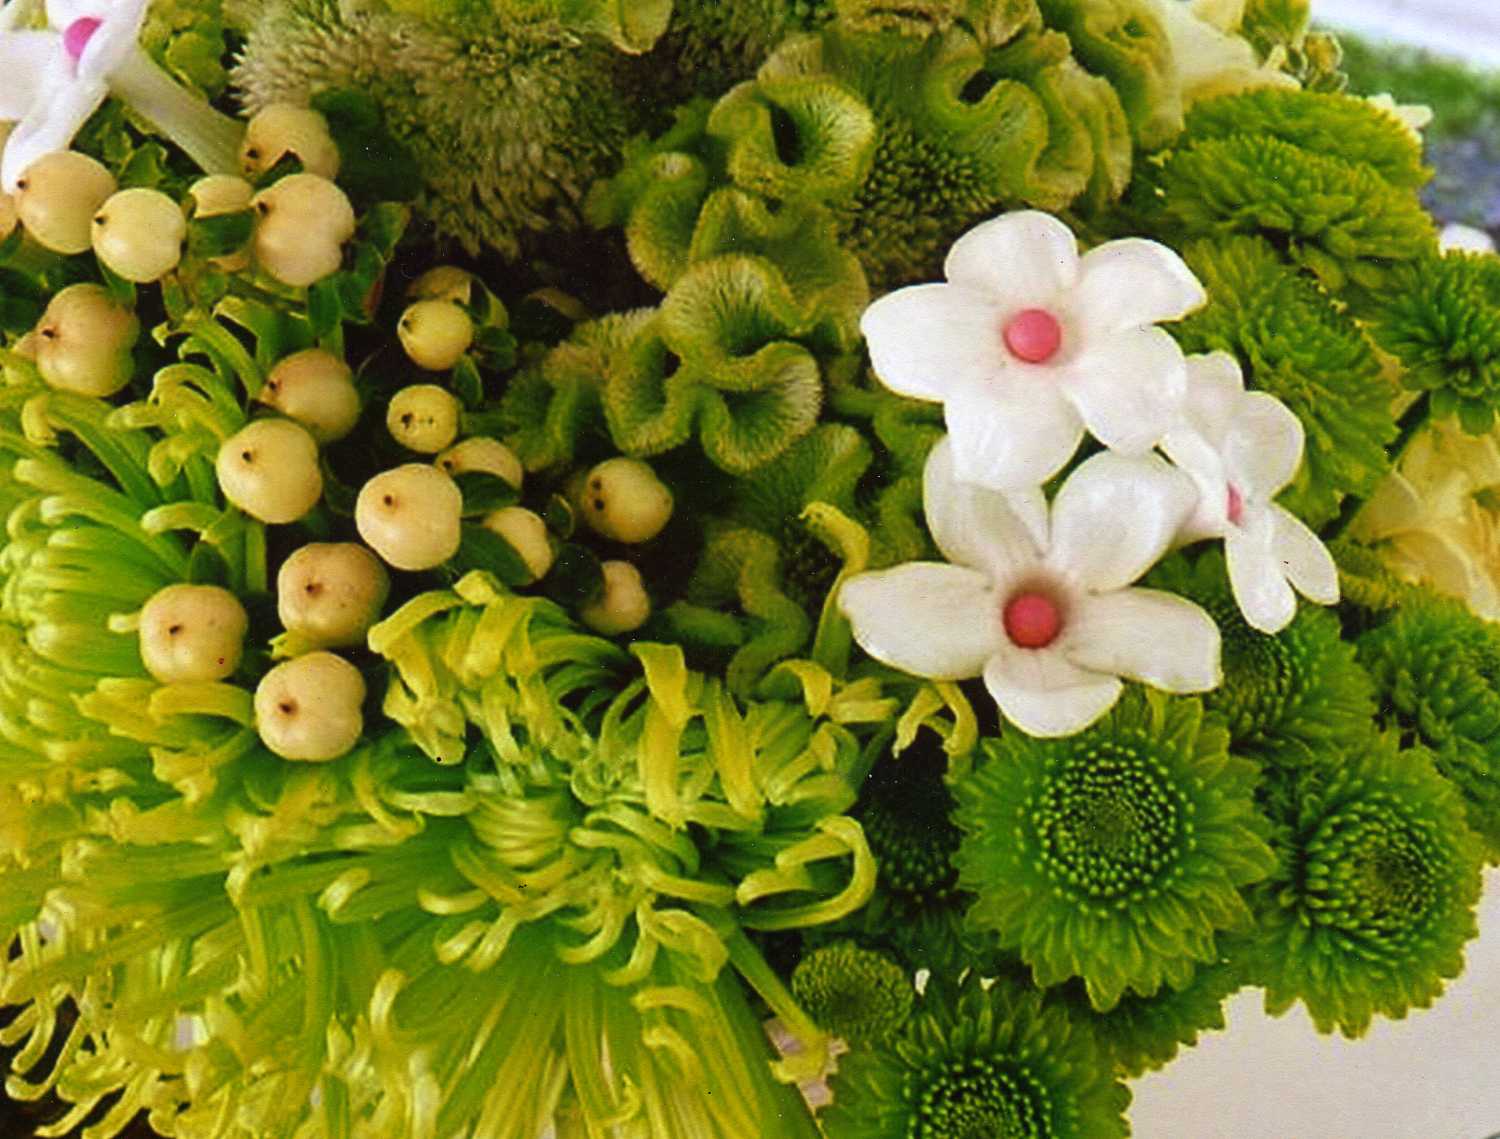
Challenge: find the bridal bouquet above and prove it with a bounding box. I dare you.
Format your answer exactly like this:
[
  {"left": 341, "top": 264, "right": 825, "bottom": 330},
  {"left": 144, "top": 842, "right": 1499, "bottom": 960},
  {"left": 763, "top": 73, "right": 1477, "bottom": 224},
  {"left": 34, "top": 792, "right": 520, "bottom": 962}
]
[{"left": 0, "top": 1, "right": 1494, "bottom": 1136}]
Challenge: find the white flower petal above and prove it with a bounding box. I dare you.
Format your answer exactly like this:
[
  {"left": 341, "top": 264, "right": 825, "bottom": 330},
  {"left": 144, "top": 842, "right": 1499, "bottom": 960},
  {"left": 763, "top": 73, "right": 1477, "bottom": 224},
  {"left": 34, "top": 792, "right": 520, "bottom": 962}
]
[
  {"left": 0, "top": 30, "right": 56, "bottom": 121},
  {"left": 1271, "top": 505, "right": 1339, "bottom": 605},
  {"left": 860, "top": 283, "right": 1005, "bottom": 402},
  {"left": 1, "top": 73, "right": 104, "bottom": 191},
  {"left": 1224, "top": 391, "right": 1304, "bottom": 497},
  {"left": 1067, "top": 588, "right": 1221, "bottom": 692},
  {"left": 839, "top": 563, "right": 1001, "bottom": 680},
  {"left": 943, "top": 210, "right": 1080, "bottom": 309},
  {"left": 1174, "top": 351, "right": 1246, "bottom": 451},
  {"left": 983, "top": 649, "right": 1122, "bottom": 738},
  {"left": 1046, "top": 451, "right": 1198, "bottom": 592},
  {"left": 1059, "top": 326, "right": 1187, "bottom": 454},
  {"left": 45, "top": 0, "right": 100, "bottom": 29},
  {"left": 1161, "top": 426, "right": 1230, "bottom": 543},
  {"left": 945, "top": 377, "right": 1083, "bottom": 490},
  {"left": 922, "top": 436, "right": 1042, "bottom": 578},
  {"left": 78, "top": 0, "right": 148, "bottom": 79},
  {"left": 1071, "top": 237, "right": 1207, "bottom": 335},
  {"left": 1226, "top": 518, "right": 1297, "bottom": 633}
]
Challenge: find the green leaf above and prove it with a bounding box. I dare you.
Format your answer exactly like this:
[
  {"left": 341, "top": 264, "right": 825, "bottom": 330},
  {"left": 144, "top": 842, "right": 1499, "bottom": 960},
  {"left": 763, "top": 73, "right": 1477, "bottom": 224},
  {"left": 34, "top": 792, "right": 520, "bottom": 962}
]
[
  {"left": 542, "top": 543, "right": 604, "bottom": 607},
  {"left": 307, "top": 280, "right": 343, "bottom": 339},
  {"left": 311, "top": 90, "right": 425, "bottom": 204},
  {"left": 187, "top": 210, "right": 255, "bottom": 259},
  {"left": 186, "top": 542, "right": 231, "bottom": 587},
  {"left": 452, "top": 356, "right": 484, "bottom": 409},
  {"left": 454, "top": 471, "right": 519, "bottom": 517},
  {"left": 452, "top": 524, "right": 534, "bottom": 588},
  {"left": 98, "top": 263, "right": 138, "bottom": 308}
]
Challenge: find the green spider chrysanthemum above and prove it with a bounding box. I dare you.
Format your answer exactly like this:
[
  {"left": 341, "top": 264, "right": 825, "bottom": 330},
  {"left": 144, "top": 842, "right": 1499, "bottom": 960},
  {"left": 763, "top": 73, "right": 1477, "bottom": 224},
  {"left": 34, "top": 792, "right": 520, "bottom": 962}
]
[
  {"left": 1357, "top": 591, "right": 1500, "bottom": 858},
  {"left": 790, "top": 941, "right": 914, "bottom": 1044},
  {"left": 821, "top": 973, "right": 1130, "bottom": 1139},
  {"left": 1249, "top": 735, "right": 1484, "bottom": 1036},
  {"left": 1149, "top": 551, "right": 1376, "bottom": 766},
  {"left": 954, "top": 692, "right": 1277, "bottom": 1010}
]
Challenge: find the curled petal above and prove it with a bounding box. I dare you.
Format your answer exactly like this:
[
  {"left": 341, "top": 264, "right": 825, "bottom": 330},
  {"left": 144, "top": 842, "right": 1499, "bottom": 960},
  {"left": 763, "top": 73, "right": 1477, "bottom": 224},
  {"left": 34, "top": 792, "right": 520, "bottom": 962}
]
[
  {"left": 1060, "top": 325, "right": 1187, "bottom": 455},
  {"left": 1224, "top": 392, "right": 1305, "bottom": 497},
  {"left": 839, "top": 563, "right": 1001, "bottom": 680},
  {"left": 1046, "top": 452, "right": 1197, "bottom": 592},
  {"left": 943, "top": 210, "right": 1079, "bottom": 310},
  {"left": 1071, "top": 237, "right": 1207, "bottom": 335},
  {"left": 1271, "top": 505, "right": 1339, "bottom": 605},
  {"left": 860, "top": 283, "right": 1005, "bottom": 402},
  {"left": 945, "top": 379, "right": 1083, "bottom": 491},
  {"left": 1067, "top": 588, "right": 1221, "bottom": 693},
  {"left": 983, "top": 649, "right": 1122, "bottom": 738},
  {"left": 1226, "top": 516, "right": 1297, "bottom": 634},
  {"left": 922, "top": 437, "right": 1043, "bottom": 578}
]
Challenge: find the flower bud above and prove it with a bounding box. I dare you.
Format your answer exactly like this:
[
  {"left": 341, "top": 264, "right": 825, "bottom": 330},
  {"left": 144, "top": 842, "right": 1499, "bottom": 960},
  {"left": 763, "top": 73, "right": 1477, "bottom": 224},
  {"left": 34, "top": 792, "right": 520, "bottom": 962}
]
[
  {"left": 34, "top": 284, "right": 140, "bottom": 398},
  {"left": 355, "top": 464, "right": 463, "bottom": 571},
  {"left": 387, "top": 384, "right": 462, "bottom": 453},
  {"left": 255, "top": 651, "right": 365, "bottom": 761},
  {"left": 398, "top": 300, "right": 474, "bottom": 372},
  {"left": 277, "top": 542, "right": 389, "bottom": 648},
  {"left": 91, "top": 188, "right": 186, "bottom": 283},
  {"left": 138, "top": 584, "right": 248, "bottom": 684},
  {"left": 14, "top": 151, "right": 116, "bottom": 254},
  {"left": 216, "top": 418, "right": 324, "bottom": 524},
  {"left": 259, "top": 349, "right": 360, "bottom": 443},
  {"left": 580, "top": 458, "right": 674, "bottom": 544},
  {"left": 251, "top": 173, "right": 355, "bottom": 287}
]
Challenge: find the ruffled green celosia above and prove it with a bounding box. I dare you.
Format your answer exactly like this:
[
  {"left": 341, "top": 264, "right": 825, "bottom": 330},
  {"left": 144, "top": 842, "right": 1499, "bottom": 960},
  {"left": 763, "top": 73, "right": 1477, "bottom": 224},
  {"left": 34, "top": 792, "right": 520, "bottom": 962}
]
[
  {"left": 954, "top": 692, "right": 1277, "bottom": 1010},
  {"left": 1249, "top": 736, "right": 1484, "bottom": 1036},
  {"left": 821, "top": 973, "right": 1131, "bottom": 1139}
]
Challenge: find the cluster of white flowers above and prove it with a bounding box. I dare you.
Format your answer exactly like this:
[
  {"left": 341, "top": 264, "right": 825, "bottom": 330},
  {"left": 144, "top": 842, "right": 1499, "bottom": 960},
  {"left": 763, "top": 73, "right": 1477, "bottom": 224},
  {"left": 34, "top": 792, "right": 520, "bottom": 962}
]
[{"left": 841, "top": 210, "right": 1339, "bottom": 738}]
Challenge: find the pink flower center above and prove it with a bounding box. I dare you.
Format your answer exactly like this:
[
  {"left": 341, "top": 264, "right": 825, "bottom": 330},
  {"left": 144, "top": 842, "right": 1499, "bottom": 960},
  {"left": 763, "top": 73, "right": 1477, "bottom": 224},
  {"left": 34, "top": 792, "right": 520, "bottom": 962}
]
[
  {"left": 1003, "top": 591, "right": 1063, "bottom": 649},
  {"left": 1226, "top": 483, "right": 1245, "bottom": 526},
  {"left": 63, "top": 17, "right": 103, "bottom": 63},
  {"left": 1002, "top": 308, "right": 1063, "bottom": 364}
]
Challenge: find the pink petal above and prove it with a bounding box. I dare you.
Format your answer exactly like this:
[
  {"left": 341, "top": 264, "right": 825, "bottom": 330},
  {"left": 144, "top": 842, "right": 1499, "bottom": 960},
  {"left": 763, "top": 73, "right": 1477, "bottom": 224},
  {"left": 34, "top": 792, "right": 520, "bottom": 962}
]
[
  {"left": 1070, "top": 237, "right": 1207, "bottom": 335},
  {"left": 1223, "top": 392, "right": 1305, "bottom": 498},
  {"left": 1226, "top": 518, "right": 1297, "bottom": 634},
  {"left": 983, "top": 649, "right": 1123, "bottom": 738},
  {"left": 1060, "top": 326, "right": 1187, "bottom": 454},
  {"left": 922, "top": 437, "right": 1043, "bottom": 579},
  {"left": 860, "top": 283, "right": 1005, "bottom": 402},
  {"left": 839, "top": 563, "right": 1002, "bottom": 680},
  {"left": 944, "top": 378, "right": 1083, "bottom": 491},
  {"left": 1067, "top": 588, "right": 1221, "bottom": 693},
  {"left": 1271, "top": 505, "right": 1339, "bottom": 605},
  {"left": 943, "top": 211, "right": 1080, "bottom": 310}
]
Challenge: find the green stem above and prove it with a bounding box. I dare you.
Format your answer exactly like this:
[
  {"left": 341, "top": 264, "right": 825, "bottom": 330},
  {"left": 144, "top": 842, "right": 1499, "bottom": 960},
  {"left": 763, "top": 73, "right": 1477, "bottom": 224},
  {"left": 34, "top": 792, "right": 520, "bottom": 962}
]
[
  {"left": 1323, "top": 391, "right": 1432, "bottom": 542},
  {"left": 108, "top": 47, "right": 243, "bottom": 179}
]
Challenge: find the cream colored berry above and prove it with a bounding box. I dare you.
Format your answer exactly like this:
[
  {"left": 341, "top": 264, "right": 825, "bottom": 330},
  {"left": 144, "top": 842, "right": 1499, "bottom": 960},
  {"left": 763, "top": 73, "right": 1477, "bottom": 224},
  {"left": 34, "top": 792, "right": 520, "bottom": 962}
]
[
  {"left": 407, "top": 265, "right": 473, "bottom": 305},
  {"left": 34, "top": 284, "right": 140, "bottom": 398},
  {"left": 579, "top": 561, "right": 651, "bottom": 636},
  {"left": 397, "top": 300, "right": 474, "bottom": 372},
  {"left": 482, "top": 507, "right": 553, "bottom": 584},
  {"left": 216, "top": 418, "right": 324, "bottom": 524},
  {"left": 138, "top": 584, "right": 248, "bottom": 684},
  {"left": 277, "top": 542, "right": 389, "bottom": 648},
  {"left": 387, "top": 384, "right": 462, "bottom": 454},
  {"left": 254, "top": 651, "right": 365, "bottom": 761},
  {"left": 13, "top": 151, "right": 116, "bottom": 254},
  {"left": 241, "top": 104, "right": 340, "bottom": 180},
  {"left": 0, "top": 190, "right": 16, "bottom": 242},
  {"left": 188, "top": 174, "right": 254, "bottom": 269},
  {"left": 251, "top": 174, "right": 355, "bottom": 288},
  {"left": 259, "top": 349, "right": 360, "bottom": 443},
  {"left": 91, "top": 188, "right": 186, "bottom": 283},
  {"left": 580, "top": 458, "right": 674, "bottom": 544},
  {"left": 435, "top": 437, "right": 523, "bottom": 491},
  {"left": 355, "top": 464, "right": 463, "bottom": 571}
]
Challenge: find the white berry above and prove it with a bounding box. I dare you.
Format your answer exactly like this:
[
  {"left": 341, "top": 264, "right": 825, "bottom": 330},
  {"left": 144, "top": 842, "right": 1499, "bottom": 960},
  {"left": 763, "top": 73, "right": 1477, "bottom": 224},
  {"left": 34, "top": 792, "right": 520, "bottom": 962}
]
[
  {"left": 482, "top": 507, "right": 553, "bottom": 584},
  {"left": 251, "top": 174, "right": 355, "bottom": 288},
  {"left": 254, "top": 651, "right": 365, "bottom": 761},
  {"left": 138, "top": 584, "right": 248, "bottom": 684},
  {"left": 34, "top": 284, "right": 140, "bottom": 398},
  {"left": 241, "top": 104, "right": 340, "bottom": 180},
  {"left": 355, "top": 464, "right": 463, "bottom": 571},
  {"left": 216, "top": 418, "right": 324, "bottom": 524},
  {"left": 387, "top": 384, "right": 462, "bottom": 454},
  {"left": 14, "top": 151, "right": 116, "bottom": 254},
  {"left": 580, "top": 561, "right": 651, "bottom": 635},
  {"left": 397, "top": 300, "right": 474, "bottom": 372},
  {"left": 435, "top": 436, "right": 523, "bottom": 491},
  {"left": 580, "top": 458, "right": 674, "bottom": 544},
  {"left": 91, "top": 188, "right": 186, "bottom": 283},
  {"left": 259, "top": 349, "right": 360, "bottom": 443},
  {"left": 277, "top": 542, "right": 389, "bottom": 648},
  {"left": 407, "top": 265, "right": 472, "bottom": 305}
]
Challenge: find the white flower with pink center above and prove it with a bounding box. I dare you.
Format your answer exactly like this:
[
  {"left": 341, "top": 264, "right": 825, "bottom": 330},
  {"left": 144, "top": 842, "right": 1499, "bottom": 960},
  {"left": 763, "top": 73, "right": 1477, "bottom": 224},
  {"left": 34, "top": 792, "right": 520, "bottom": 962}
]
[
  {"left": 838, "top": 437, "right": 1221, "bottom": 738},
  {"left": 0, "top": 0, "right": 241, "bottom": 191},
  {"left": 1162, "top": 352, "right": 1340, "bottom": 634},
  {"left": 859, "top": 210, "right": 1207, "bottom": 490}
]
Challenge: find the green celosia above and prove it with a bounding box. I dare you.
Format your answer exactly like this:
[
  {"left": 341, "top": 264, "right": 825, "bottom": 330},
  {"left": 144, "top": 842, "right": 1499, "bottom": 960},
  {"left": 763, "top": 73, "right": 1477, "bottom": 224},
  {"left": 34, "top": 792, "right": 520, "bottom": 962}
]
[
  {"left": 1357, "top": 591, "right": 1500, "bottom": 859},
  {"left": 1149, "top": 551, "right": 1376, "bottom": 766},
  {"left": 821, "top": 973, "right": 1131, "bottom": 1139},
  {"left": 954, "top": 691, "right": 1276, "bottom": 1011},
  {"left": 790, "top": 940, "right": 914, "bottom": 1044},
  {"left": 654, "top": 0, "right": 836, "bottom": 97},
  {"left": 1248, "top": 736, "right": 1484, "bottom": 1036}
]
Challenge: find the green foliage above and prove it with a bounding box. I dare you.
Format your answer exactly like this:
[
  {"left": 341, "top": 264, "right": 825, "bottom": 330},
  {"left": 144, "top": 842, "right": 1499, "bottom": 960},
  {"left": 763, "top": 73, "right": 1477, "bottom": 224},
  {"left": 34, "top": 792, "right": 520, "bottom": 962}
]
[
  {"left": 955, "top": 692, "right": 1277, "bottom": 1011},
  {"left": 1249, "top": 736, "right": 1484, "bottom": 1036},
  {"left": 141, "top": 0, "right": 234, "bottom": 97},
  {"left": 791, "top": 941, "right": 915, "bottom": 1044}
]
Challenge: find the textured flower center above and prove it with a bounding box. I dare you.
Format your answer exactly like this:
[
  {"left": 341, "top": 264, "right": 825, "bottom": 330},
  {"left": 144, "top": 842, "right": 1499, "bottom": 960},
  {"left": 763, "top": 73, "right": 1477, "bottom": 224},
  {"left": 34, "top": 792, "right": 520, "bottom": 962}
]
[
  {"left": 1003, "top": 592, "right": 1062, "bottom": 649},
  {"left": 915, "top": 1058, "right": 1050, "bottom": 1139},
  {"left": 63, "top": 17, "right": 103, "bottom": 64},
  {"left": 1226, "top": 484, "right": 1246, "bottom": 526},
  {"left": 1002, "top": 309, "right": 1063, "bottom": 364},
  {"left": 858, "top": 733, "right": 962, "bottom": 900}
]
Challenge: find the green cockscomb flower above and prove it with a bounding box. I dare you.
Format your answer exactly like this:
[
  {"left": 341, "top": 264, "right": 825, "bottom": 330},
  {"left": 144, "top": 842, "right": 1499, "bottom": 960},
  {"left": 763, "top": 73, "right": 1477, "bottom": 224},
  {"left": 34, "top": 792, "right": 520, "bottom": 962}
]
[
  {"left": 954, "top": 692, "right": 1277, "bottom": 1010},
  {"left": 1357, "top": 591, "right": 1500, "bottom": 858},
  {"left": 1248, "top": 736, "right": 1484, "bottom": 1036},
  {"left": 791, "top": 940, "right": 915, "bottom": 1044},
  {"left": 821, "top": 973, "right": 1130, "bottom": 1139},
  {"left": 1150, "top": 551, "right": 1376, "bottom": 766}
]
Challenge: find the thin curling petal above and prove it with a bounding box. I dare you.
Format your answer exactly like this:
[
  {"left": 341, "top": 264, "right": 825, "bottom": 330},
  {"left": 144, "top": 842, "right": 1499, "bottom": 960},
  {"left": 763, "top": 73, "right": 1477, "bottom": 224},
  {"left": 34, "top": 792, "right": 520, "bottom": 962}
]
[
  {"left": 945, "top": 380, "right": 1083, "bottom": 491},
  {"left": 1224, "top": 391, "right": 1306, "bottom": 497},
  {"left": 1046, "top": 452, "right": 1197, "bottom": 592},
  {"left": 1060, "top": 326, "right": 1188, "bottom": 455},
  {"left": 1071, "top": 237, "right": 1207, "bottom": 335},
  {"left": 922, "top": 437, "right": 1043, "bottom": 579},
  {"left": 983, "top": 650, "right": 1122, "bottom": 738},
  {"left": 839, "top": 563, "right": 1002, "bottom": 680},
  {"left": 859, "top": 283, "right": 1006, "bottom": 402},
  {"left": 1067, "top": 588, "right": 1221, "bottom": 692},
  {"left": 943, "top": 210, "right": 1079, "bottom": 309},
  {"left": 1272, "top": 506, "right": 1340, "bottom": 604},
  {"left": 1226, "top": 519, "right": 1298, "bottom": 634}
]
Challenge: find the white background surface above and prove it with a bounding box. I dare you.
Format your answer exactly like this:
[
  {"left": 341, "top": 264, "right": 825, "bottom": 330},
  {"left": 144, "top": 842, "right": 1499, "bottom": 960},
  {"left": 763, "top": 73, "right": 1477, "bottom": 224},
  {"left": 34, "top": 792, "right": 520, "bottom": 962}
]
[{"left": 1314, "top": 0, "right": 1500, "bottom": 66}]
